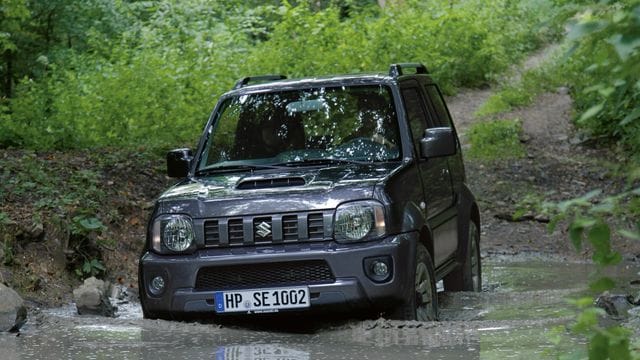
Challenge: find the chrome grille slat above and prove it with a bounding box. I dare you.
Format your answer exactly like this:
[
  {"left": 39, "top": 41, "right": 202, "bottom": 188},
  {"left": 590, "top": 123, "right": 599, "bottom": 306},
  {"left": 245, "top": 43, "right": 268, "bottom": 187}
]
[
  {"left": 228, "top": 218, "right": 244, "bottom": 245},
  {"left": 308, "top": 213, "right": 324, "bottom": 240},
  {"left": 282, "top": 214, "right": 298, "bottom": 241}
]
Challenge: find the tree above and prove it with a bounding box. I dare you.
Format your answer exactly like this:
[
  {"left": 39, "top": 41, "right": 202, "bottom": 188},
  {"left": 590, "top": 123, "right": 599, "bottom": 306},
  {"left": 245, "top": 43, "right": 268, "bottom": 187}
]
[{"left": 0, "top": 0, "right": 29, "bottom": 97}]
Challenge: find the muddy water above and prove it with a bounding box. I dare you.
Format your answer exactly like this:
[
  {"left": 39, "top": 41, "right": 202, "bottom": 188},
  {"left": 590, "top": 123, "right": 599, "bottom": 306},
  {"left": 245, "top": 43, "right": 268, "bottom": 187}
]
[{"left": 1, "top": 259, "right": 638, "bottom": 360}]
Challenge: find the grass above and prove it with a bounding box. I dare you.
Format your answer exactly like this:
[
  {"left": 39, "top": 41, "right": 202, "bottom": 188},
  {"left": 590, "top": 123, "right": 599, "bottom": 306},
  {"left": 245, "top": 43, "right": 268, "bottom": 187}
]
[{"left": 465, "top": 119, "right": 526, "bottom": 160}]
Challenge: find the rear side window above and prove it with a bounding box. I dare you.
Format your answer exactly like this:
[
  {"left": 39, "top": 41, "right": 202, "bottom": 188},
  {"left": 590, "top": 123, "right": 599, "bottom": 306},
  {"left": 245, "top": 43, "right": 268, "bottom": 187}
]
[
  {"left": 425, "top": 85, "right": 452, "bottom": 127},
  {"left": 401, "top": 87, "right": 429, "bottom": 152}
]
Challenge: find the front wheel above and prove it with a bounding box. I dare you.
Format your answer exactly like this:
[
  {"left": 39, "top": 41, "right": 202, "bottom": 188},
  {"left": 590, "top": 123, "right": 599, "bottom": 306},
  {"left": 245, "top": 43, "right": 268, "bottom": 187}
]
[
  {"left": 444, "top": 219, "right": 482, "bottom": 292},
  {"left": 387, "top": 243, "right": 438, "bottom": 321}
]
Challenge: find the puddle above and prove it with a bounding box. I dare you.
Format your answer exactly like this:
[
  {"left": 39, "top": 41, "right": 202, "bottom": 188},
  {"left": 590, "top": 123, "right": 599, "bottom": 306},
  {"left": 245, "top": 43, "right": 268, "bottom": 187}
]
[{"left": 1, "top": 258, "right": 638, "bottom": 359}]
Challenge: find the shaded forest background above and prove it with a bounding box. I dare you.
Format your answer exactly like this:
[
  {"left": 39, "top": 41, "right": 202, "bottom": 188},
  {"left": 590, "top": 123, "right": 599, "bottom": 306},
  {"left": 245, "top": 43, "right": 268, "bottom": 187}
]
[{"left": 1, "top": 0, "right": 638, "bottom": 155}]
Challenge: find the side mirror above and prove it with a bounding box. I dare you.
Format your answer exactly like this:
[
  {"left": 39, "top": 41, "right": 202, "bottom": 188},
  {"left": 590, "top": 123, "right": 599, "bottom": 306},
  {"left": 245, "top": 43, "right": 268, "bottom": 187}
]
[
  {"left": 420, "top": 127, "right": 456, "bottom": 158},
  {"left": 167, "top": 148, "right": 193, "bottom": 178}
]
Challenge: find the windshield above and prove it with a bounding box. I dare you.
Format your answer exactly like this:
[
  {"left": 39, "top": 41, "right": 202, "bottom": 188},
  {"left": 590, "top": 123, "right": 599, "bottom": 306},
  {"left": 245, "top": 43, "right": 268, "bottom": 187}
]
[{"left": 197, "top": 85, "right": 401, "bottom": 172}]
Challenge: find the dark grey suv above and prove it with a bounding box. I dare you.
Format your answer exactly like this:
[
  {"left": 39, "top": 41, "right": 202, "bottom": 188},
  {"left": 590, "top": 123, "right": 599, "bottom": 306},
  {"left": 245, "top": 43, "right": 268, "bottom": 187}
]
[{"left": 139, "top": 63, "right": 481, "bottom": 321}]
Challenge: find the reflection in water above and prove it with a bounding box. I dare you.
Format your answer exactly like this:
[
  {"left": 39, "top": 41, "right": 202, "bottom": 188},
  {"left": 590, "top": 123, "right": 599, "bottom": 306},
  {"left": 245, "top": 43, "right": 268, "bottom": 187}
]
[
  {"left": 215, "top": 345, "right": 310, "bottom": 360},
  {"left": 2, "top": 260, "right": 635, "bottom": 359}
]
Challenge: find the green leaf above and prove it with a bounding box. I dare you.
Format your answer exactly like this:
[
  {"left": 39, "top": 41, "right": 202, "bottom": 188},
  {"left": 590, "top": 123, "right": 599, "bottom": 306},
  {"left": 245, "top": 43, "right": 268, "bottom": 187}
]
[
  {"left": 91, "top": 259, "right": 106, "bottom": 271},
  {"left": 604, "top": 327, "right": 632, "bottom": 360},
  {"left": 79, "top": 217, "right": 104, "bottom": 231},
  {"left": 567, "top": 20, "right": 605, "bottom": 41},
  {"left": 587, "top": 222, "right": 610, "bottom": 252},
  {"left": 589, "top": 277, "right": 615, "bottom": 292},
  {"left": 573, "top": 308, "right": 604, "bottom": 333},
  {"left": 607, "top": 34, "right": 640, "bottom": 61},
  {"left": 619, "top": 108, "right": 640, "bottom": 127},
  {"left": 618, "top": 229, "right": 640, "bottom": 240},
  {"left": 597, "top": 252, "right": 622, "bottom": 267},
  {"left": 578, "top": 103, "right": 604, "bottom": 124},
  {"left": 569, "top": 223, "right": 584, "bottom": 251},
  {"left": 570, "top": 297, "right": 596, "bottom": 308},
  {"left": 82, "top": 261, "right": 92, "bottom": 274},
  {"left": 588, "top": 332, "right": 609, "bottom": 360}
]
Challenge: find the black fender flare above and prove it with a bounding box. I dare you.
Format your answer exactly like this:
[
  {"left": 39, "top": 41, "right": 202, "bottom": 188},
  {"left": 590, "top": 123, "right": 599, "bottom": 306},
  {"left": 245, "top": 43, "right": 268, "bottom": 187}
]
[
  {"left": 455, "top": 183, "right": 480, "bottom": 264},
  {"left": 401, "top": 201, "right": 435, "bottom": 259}
]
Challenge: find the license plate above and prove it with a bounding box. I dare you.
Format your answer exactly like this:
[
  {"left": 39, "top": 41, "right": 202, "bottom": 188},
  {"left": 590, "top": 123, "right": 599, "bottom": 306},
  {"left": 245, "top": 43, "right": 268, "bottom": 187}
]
[{"left": 214, "top": 286, "right": 310, "bottom": 313}]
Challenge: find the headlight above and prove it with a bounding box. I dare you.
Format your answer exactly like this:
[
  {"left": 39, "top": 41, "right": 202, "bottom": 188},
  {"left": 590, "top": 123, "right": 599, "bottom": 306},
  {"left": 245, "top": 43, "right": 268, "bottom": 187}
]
[
  {"left": 152, "top": 215, "right": 195, "bottom": 253},
  {"left": 334, "top": 201, "right": 386, "bottom": 242}
]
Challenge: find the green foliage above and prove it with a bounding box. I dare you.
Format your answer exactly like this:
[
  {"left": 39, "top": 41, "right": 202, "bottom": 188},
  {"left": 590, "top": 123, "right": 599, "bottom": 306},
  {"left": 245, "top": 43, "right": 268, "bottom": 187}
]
[
  {"left": 0, "top": 0, "right": 563, "bottom": 151},
  {"left": 0, "top": 152, "right": 107, "bottom": 216},
  {"left": 0, "top": 0, "right": 29, "bottom": 53},
  {"left": 542, "top": 173, "right": 640, "bottom": 358},
  {"left": 478, "top": 2, "right": 640, "bottom": 158},
  {"left": 248, "top": 0, "right": 559, "bottom": 93},
  {"left": 70, "top": 215, "right": 106, "bottom": 237},
  {"left": 465, "top": 119, "right": 526, "bottom": 160},
  {"left": 562, "top": 296, "right": 637, "bottom": 360},
  {"left": 476, "top": 64, "right": 560, "bottom": 116},
  {"left": 556, "top": 1, "right": 640, "bottom": 157},
  {"left": 75, "top": 258, "right": 106, "bottom": 279}
]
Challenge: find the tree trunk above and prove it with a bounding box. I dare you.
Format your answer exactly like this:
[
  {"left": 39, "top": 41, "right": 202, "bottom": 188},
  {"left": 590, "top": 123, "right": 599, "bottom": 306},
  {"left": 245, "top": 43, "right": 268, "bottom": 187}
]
[{"left": 3, "top": 50, "right": 13, "bottom": 98}]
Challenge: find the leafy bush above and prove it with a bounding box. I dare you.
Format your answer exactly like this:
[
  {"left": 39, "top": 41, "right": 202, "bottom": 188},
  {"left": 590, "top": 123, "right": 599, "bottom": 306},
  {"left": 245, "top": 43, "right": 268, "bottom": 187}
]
[
  {"left": 465, "top": 119, "right": 526, "bottom": 160},
  {"left": 557, "top": 2, "right": 640, "bottom": 157},
  {"left": 543, "top": 181, "right": 640, "bottom": 359},
  {"left": 0, "top": 0, "right": 562, "bottom": 151}
]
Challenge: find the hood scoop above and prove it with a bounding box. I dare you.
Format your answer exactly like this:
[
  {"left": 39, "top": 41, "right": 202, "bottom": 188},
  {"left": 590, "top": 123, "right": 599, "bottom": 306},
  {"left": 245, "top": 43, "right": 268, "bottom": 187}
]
[{"left": 236, "top": 177, "right": 306, "bottom": 190}]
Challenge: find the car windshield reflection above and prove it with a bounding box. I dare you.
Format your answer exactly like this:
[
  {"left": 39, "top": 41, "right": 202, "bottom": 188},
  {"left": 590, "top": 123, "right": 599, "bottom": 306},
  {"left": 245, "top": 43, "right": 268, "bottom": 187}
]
[{"left": 197, "top": 85, "right": 401, "bottom": 172}]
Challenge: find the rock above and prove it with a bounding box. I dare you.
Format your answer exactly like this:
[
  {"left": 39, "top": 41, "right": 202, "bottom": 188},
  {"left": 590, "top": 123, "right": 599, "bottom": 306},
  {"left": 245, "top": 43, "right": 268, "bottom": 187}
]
[
  {"left": 0, "top": 283, "right": 27, "bottom": 332},
  {"left": 595, "top": 293, "right": 636, "bottom": 319},
  {"left": 73, "top": 277, "right": 116, "bottom": 317},
  {"left": 110, "top": 284, "right": 139, "bottom": 304}
]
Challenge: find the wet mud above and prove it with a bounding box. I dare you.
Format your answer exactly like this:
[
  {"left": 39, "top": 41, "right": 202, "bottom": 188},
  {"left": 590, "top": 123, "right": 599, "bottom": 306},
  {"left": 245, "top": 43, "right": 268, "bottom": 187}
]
[{"left": 2, "top": 257, "right": 638, "bottom": 359}]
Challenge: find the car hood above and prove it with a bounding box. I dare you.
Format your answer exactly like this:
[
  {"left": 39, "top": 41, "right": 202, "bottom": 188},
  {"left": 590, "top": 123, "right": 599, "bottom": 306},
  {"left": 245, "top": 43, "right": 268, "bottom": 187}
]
[{"left": 157, "top": 163, "right": 402, "bottom": 218}]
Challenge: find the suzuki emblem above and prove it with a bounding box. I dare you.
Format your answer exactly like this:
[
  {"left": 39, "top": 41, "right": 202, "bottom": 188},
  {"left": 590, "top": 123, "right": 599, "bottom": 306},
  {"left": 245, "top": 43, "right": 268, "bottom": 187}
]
[{"left": 255, "top": 221, "right": 272, "bottom": 238}]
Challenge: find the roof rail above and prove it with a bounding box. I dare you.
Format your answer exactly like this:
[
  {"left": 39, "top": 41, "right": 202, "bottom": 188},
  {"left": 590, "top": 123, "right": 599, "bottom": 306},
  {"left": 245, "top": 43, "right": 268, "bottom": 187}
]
[
  {"left": 233, "top": 75, "right": 287, "bottom": 89},
  {"left": 389, "top": 63, "right": 428, "bottom": 77}
]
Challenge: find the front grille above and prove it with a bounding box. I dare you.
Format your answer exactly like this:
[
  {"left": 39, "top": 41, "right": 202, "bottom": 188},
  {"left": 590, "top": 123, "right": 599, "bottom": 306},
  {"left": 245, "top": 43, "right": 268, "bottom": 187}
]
[
  {"left": 203, "top": 211, "right": 329, "bottom": 247},
  {"left": 228, "top": 218, "right": 244, "bottom": 245},
  {"left": 204, "top": 220, "right": 219, "bottom": 246},
  {"left": 308, "top": 213, "right": 324, "bottom": 240},
  {"left": 282, "top": 215, "right": 298, "bottom": 241},
  {"left": 194, "top": 260, "right": 335, "bottom": 291}
]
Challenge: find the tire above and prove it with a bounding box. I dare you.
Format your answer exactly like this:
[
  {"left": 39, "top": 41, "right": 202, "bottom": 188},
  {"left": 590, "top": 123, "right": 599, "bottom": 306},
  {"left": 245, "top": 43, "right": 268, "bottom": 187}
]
[
  {"left": 387, "top": 242, "right": 438, "bottom": 321},
  {"left": 444, "top": 219, "right": 481, "bottom": 292}
]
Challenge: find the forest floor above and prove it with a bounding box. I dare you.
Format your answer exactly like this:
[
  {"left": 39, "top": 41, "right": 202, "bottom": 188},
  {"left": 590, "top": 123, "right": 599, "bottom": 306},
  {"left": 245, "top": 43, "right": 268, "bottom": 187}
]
[{"left": 1, "top": 45, "right": 639, "bottom": 309}]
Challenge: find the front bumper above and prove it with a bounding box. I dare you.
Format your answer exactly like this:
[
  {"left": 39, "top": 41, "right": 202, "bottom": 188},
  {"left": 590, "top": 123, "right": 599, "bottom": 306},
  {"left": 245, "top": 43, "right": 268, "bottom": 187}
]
[{"left": 139, "top": 233, "right": 417, "bottom": 315}]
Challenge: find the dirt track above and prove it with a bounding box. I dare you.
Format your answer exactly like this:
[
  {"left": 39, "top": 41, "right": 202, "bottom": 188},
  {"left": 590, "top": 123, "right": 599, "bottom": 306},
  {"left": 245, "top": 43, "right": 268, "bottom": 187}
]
[{"left": 447, "top": 45, "right": 640, "bottom": 262}]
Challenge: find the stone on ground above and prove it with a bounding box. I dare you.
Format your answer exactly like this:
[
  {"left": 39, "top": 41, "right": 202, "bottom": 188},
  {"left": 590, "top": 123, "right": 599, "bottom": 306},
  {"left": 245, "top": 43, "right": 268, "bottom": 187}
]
[
  {"left": 73, "top": 277, "right": 116, "bottom": 317},
  {"left": 0, "top": 283, "right": 27, "bottom": 332}
]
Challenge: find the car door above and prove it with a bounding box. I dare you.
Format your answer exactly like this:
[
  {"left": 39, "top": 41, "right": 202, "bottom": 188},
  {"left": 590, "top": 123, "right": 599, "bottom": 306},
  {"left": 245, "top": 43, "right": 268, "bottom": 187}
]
[
  {"left": 419, "top": 79, "right": 460, "bottom": 266},
  {"left": 400, "top": 80, "right": 455, "bottom": 267}
]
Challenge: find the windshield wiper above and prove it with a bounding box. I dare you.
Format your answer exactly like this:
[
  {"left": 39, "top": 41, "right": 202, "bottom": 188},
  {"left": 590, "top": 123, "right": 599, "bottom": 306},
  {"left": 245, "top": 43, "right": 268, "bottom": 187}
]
[
  {"left": 195, "top": 164, "right": 284, "bottom": 176},
  {"left": 276, "top": 158, "right": 371, "bottom": 167}
]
